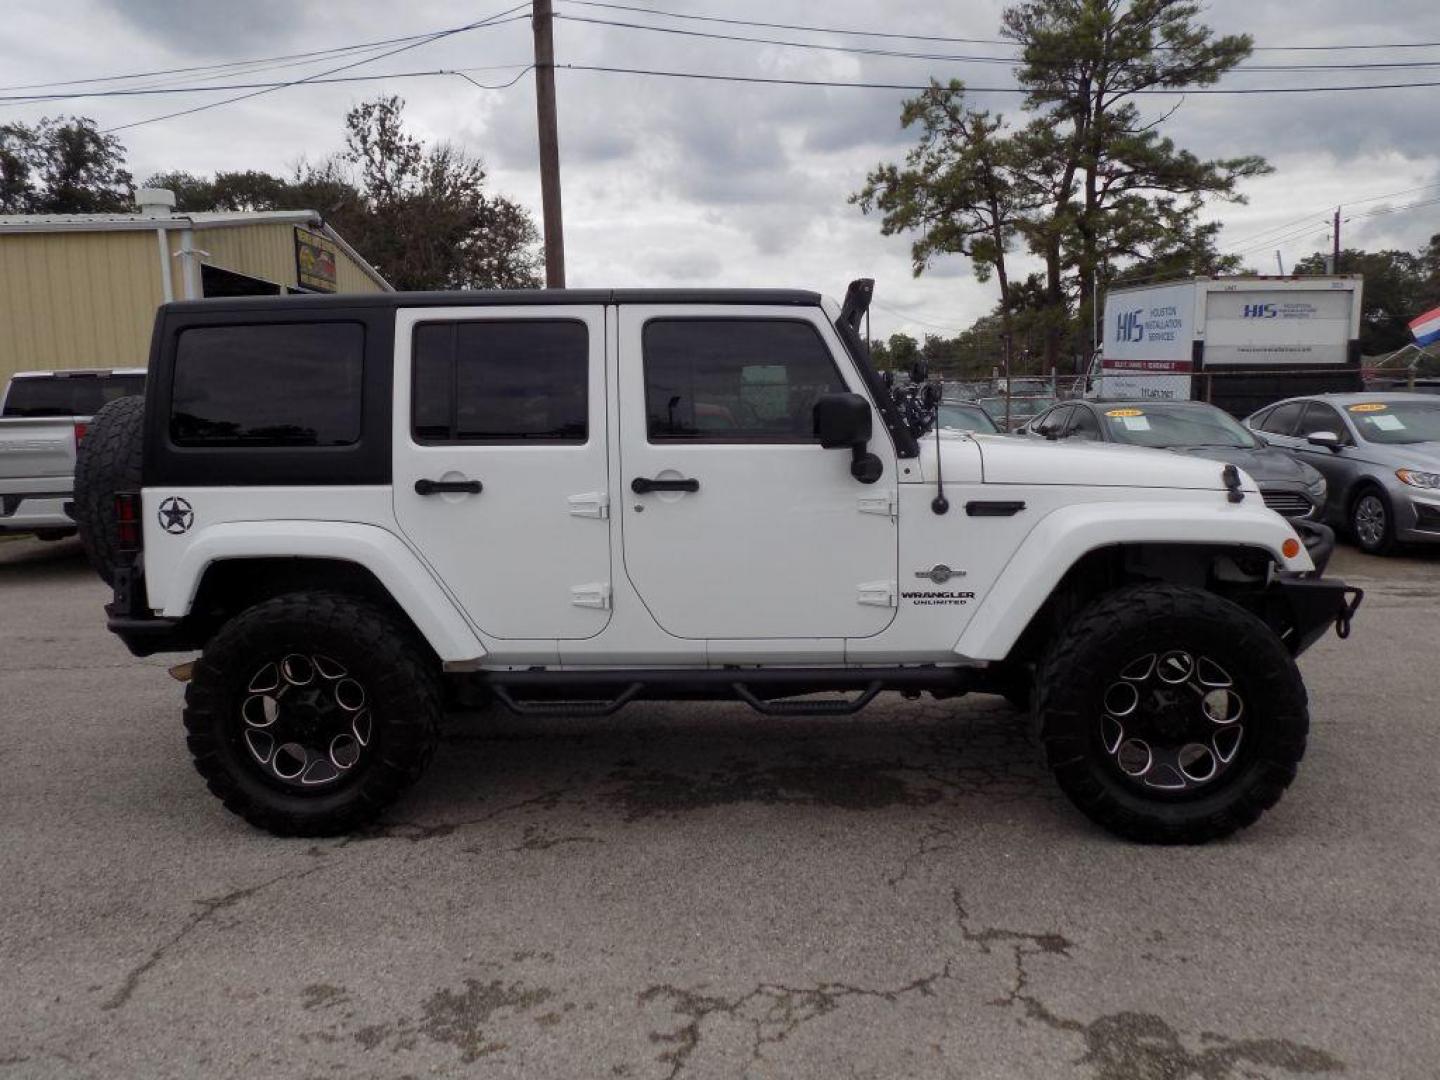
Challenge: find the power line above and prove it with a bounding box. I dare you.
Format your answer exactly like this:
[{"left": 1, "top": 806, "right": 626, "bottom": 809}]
[
  {"left": 0, "top": 67, "right": 533, "bottom": 103},
  {"left": 1222, "top": 182, "right": 1440, "bottom": 250},
  {"left": 872, "top": 301, "right": 970, "bottom": 333},
  {"left": 555, "top": 12, "right": 1440, "bottom": 72},
  {"left": 101, "top": 5, "right": 531, "bottom": 133},
  {"left": 556, "top": 63, "right": 1440, "bottom": 95},
  {"left": 0, "top": 29, "right": 456, "bottom": 94},
  {"left": 561, "top": 0, "right": 1440, "bottom": 53}
]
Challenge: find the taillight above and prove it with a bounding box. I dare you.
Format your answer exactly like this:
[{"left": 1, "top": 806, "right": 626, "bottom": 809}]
[
  {"left": 74, "top": 421, "right": 89, "bottom": 444},
  {"left": 115, "top": 492, "right": 142, "bottom": 552}
]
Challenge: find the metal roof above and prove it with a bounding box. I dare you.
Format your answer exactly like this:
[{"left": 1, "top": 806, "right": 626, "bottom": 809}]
[
  {"left": 0, "top": 209, "right": 320, "bottom": 234},
  {"left": 0, "top": 209, "right": 391, "bottom": 292}
]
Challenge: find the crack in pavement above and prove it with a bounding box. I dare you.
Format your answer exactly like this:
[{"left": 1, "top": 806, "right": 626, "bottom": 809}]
[
  {"left": 638, "top": 968, "right": 951, "bottom": 1080},
  {"left": 951, "top": 889, "right": 1345, "bottom": 1079},
  {"left": 102, "top": 862, "right": 329, "bottom": 1011}
]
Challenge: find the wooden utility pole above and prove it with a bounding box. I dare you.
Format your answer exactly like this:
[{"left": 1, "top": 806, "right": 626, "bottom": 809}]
[
  {"left": 532, "top": 0, "right": 566, "bottom": 288},
  {"left": 1332, "top": 207, "right": 1342, "bottom": 275}
]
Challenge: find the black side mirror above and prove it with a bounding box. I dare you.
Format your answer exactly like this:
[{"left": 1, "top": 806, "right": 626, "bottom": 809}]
[
  {"left": 1307, "top": 431, "right": 1343, "bottom": 453},
  {"left": 814, "top": 392, "right": 883, "bottom": 484}
]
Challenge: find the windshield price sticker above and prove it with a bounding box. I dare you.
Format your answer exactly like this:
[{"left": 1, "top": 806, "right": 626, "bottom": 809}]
[
  {"left": 1349, "top": 403, "right": 1388, "bottom": 413},
  {"left": 1106, "top": 408, "right": 1145, "bottom": 417},
  {"left": 1368, "top": 414, "right": 1404, "bottom": 431}
]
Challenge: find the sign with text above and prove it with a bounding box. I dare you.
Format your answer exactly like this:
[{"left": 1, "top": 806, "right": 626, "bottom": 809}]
[
  {"left": 1203, "top": 290, "right": 1351, "bottom": 366},
  {"left": 294, "top": 228, "right": 338, "bottom": 293}
]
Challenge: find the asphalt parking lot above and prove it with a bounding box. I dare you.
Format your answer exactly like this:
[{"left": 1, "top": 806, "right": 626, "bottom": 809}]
[{"left": 2, "top": 536, "right": 1438, "bottom": 1079}]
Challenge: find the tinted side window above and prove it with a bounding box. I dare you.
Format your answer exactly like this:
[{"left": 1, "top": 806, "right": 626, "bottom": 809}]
[
  {"left": 1298, "top": 402, "right": 1347, "bottom": 440},
  {"left": 412, "top": 320, "right": 587, "bottom": 442},
  {"left": 1067, "top": 407, "right": 1102, "bottom": 441},
  {"left": 171, "top": 323, "right": 363, "bottom": 446},
  {"left": 1259, "top": 401, "right": 1305, "bottom": 436},
  {"left": 644, "top": 319, "right": 845, "bottom": 442},
  {"left": 3, "top": 373, "right": 145, "bottom": 417}
]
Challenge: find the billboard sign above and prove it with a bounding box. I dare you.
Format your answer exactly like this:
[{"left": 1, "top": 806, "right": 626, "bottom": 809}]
[
  {"left": 1100, "top": 282, "right": 1195, "bottom": 399},
  {"left": 1203, "top": 290, "right": 1351, "bottom": 365},
  {"left": 294, "top": 228, "right": 338, "bottom": 293}
]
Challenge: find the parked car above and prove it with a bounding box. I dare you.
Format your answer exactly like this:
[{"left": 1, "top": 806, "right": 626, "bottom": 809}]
[
  {"left": 1018, "top": 399, "right": 1328, "bottom": 521},
  {"left": 74, "top": 280, "right": 1359, "bottom": 844},
  {"left": 936, "top": 399, "right": 1000, "bottom": 435},
  {"left": 0, "top": 369, "right": 145, "bottom": 539},
  {"left": 1245, "top": 392, "right": 1440, "bottom": 554},
  {"left": 978, "top": 394, "right": 1055, "bottom": 432}
]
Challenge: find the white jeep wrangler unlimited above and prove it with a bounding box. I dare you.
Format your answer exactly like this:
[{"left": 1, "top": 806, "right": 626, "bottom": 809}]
[{"left": 78, "top": 280, "right": 1360, "bottom": 842}]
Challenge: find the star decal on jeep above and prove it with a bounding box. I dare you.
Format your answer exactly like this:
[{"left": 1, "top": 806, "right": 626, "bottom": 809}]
[{"left": 157, "top": 496, "right": 194, "bottom": 535}]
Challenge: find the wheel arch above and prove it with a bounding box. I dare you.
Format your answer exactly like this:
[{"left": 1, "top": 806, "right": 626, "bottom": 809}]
[
  {"left": 956, "top": 498, "right": 1307, "bottom": 659},
  {"left": 154, "top": 522, "right": 486, "bottom": 665}
]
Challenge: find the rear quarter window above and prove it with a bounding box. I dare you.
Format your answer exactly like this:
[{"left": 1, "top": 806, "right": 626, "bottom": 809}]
[{"left": 170, "top": 322, "right": 364, "bottom": 446}]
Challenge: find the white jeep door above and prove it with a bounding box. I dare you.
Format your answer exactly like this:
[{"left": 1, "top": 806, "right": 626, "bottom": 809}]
[
  {"left": 617, "top": 305, "right": 898, "bottom": 640},
  {"left": 392, "top": 305, "right": 611, "bottom": 640}
]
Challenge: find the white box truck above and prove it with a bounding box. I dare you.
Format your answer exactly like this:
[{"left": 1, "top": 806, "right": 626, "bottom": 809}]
[{"left": 1088, "top": 276, "right": 1364, "bottom": 415}]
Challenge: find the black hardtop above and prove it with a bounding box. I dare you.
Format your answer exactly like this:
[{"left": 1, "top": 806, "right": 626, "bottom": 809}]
[{"left": 161, "top": 288, "right": 824, "bottom": 316}]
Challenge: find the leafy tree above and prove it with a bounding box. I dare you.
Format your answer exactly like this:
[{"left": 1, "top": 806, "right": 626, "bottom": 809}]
[
  {"left": 854, "top": 87, "right": 1035, "bottom": 344},
  {"left": 856, "top": 0, "right": 1268, "bottom": 367},
  {"left": 0, "top": 116, "right": 132, "bottom": 213},
  {"left": 149, "top": 97, "right": 540, "bottom": 290}
]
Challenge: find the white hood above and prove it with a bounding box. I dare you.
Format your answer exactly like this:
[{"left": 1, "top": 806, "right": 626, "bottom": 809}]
[{"left": 969, "top": 434, "right": 1260, "bottom": 491}]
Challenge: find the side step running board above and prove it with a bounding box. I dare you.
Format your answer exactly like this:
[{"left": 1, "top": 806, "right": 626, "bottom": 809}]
[
  {"left": 732, "top": 681, "right": 883, "bottom": 717},
  {"left": 490, "top": 682, "right": 642, "bottom": 717}
]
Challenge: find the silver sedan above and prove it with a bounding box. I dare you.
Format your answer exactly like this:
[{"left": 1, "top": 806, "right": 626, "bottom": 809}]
[{"left": 1245, "top": 392, "right": 1440, "bottom": 554}]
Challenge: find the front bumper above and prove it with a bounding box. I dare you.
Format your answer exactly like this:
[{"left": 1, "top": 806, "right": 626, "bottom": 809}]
[
  {"left": 1397, "top": 490, "right": 1440, "bottom": 543},
  {"left": 1265, "top": 574, "right": 1364, "bottom": 656}
]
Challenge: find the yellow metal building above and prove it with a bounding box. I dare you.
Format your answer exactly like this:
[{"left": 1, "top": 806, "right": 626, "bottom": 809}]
[{"left": 0, "top": 189, "right": 391, "bottom": 382}]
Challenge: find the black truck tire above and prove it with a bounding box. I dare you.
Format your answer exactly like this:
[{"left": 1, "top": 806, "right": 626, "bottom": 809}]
[
  {"left": 1034, "top": 583, "right": 1308, "bottom": 844},
  {"left": 184, "top": 592, "right": 442, "bottom": 837},
  {"left": 73, "top": 394, "right": 145, "bottom": 585}
]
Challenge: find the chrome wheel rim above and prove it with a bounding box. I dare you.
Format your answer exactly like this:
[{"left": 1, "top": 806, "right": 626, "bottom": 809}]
[
  {"left": 240, "top": 654, "right": 371, "bottom": 790},
  {"left": 1354, "top": 495, "right": 1386, "bottom": 549},
  {"left": 1099, "top": 652, "right": 1246, "bottom": 794}
]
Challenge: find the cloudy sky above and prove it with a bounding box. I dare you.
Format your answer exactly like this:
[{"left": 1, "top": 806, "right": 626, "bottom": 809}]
[{"left": 5, "top": 0, "right": 1439, "bottom": 339}]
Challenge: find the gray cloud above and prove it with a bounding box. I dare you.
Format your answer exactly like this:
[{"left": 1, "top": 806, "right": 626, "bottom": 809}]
[{"left": 6, "top": 0, "right": 1438, "bottom": 341}]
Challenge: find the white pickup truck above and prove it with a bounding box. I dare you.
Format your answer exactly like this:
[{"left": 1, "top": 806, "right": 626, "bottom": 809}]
[
  {"left": 74, "top": 282, "right": 1361, "bottom": 843},
  {"left": 0, "top": 369, "right": 145, "bottom": 539}
]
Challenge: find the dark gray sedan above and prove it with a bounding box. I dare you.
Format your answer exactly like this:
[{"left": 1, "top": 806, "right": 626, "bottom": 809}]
[
  {"left": 1020, "top": 399, "right": 1328, "bottom": 520},
  {"left": 1245, "top": 392, "right": 1440, "bottom": 554}
]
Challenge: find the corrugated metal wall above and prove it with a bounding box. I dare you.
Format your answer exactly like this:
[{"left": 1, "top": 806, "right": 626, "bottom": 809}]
[
  {"left": 0, "top": 221, "right": 386, "bottom": 385},
  {"left": 194, "top": 223, "right": 385, "bottom": 295},
  {"left": 0, "top": 231, "right": 164, "bottom": 380}
]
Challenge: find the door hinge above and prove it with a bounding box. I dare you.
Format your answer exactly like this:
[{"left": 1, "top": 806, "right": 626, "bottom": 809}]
[
  {"left": 567, "top": 492, "right": 610, "bottom": 519},
  {"left": 856, "top": 580, "right": 897, "bottom": 607},
  {"left": 857, "top": 490, "right": 898, "bottom": 518},
  {"left": 570, "top": 582, "right": 612, "bottom": 610}
]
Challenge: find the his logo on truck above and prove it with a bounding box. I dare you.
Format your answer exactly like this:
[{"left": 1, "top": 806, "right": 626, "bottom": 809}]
[
  {"left": 157, "top": 496, "right": 194, "bottom": 534},
  {"left": 1116, "top": 310, "right": 1146, "bottom": 342}
]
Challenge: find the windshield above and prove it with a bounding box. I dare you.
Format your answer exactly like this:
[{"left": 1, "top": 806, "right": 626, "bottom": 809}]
[
  {"left": 1345, "top": 401, "right": 1440, "bottom": 445},
  {"left": 937, "top": 402, "right": 999, "bottom": 434},
  {"left": 2, "top": 373, "right": 145, "bottom": 417},
  {"left": 980, "top": 396, "right": 1054, "bottom": 419},
  {"left": 1099, "top": 404, "right": 1257, "bottom": 449}
]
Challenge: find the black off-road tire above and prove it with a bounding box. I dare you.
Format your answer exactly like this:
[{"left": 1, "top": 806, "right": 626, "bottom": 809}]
[
  {"left": 184, "top": 591, "right": 442, "bottom": 836},
  {"left": 1035, "top": 583, "right": 1308, "bottom": 844},
  {"left": 73, "top": 394, "right": 145, "bottom": 585}
]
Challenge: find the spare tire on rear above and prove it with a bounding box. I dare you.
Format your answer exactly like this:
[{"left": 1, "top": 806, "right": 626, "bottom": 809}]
[{"left": 74, "top": 394, "right": 145, "bottom": 586}]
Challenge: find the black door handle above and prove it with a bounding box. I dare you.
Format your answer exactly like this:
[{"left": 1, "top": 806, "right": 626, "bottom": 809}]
[
  {"left": 631, "top": 476, "right": 700, "bottom": 494},
  {"left": 415, "top": 478, "right": 482, "bottom": 496}
]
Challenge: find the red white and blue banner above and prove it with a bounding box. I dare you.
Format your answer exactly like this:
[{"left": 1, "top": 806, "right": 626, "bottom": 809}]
[{"left": 1410, "top": 306, "right": 1440, "bottom": 347}]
